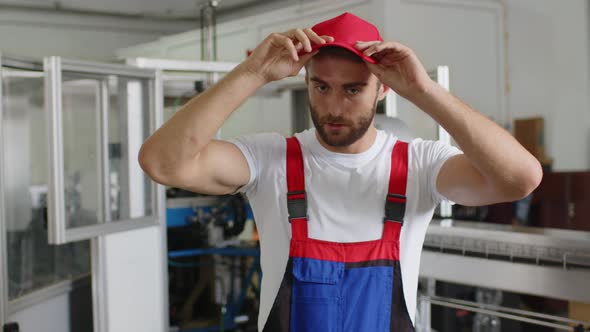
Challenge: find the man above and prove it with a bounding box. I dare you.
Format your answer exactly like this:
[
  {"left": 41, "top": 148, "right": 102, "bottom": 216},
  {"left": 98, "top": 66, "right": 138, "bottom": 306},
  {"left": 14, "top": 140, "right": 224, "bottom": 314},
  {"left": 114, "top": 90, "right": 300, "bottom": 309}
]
[{"left": 139, "top": 12, "right": 542, "bottom": 332}]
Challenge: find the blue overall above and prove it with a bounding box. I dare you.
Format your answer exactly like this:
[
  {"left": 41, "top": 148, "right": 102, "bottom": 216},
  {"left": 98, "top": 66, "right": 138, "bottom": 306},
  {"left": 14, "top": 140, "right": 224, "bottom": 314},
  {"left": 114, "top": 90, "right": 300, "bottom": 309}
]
[{"left": 262, "top": 137, "right": 416, "bottom": 332}]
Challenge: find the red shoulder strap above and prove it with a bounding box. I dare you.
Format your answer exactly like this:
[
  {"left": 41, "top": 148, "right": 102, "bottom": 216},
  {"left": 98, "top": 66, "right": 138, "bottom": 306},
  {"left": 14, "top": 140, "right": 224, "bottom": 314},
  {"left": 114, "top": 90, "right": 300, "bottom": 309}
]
[
  {"left": 383, "top": 140, "right": 409, "bottom": 242},
  {"left": 286, "top": 137, "right": 308, "bottom": 240}
]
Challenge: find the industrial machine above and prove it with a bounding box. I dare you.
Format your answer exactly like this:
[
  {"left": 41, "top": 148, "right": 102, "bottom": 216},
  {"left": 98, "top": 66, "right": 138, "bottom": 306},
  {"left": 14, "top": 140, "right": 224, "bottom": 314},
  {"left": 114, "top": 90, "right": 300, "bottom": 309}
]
[{"left": 166, "top": 190, "right": 260, "bottom": 332}]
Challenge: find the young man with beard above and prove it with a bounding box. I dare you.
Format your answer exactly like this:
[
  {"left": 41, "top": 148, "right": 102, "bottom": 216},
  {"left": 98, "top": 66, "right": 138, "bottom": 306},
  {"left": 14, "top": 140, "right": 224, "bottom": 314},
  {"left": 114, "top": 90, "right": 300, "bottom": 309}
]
[{"left": 139, "top": 13, "right": 542, "bottom": 332}]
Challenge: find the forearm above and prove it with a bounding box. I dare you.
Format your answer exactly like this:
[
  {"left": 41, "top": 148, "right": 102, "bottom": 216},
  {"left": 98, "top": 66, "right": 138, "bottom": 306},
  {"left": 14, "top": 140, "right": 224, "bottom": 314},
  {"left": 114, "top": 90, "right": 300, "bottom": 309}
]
[
  {"left": 139, "top": 63, "right": 266, "bottom": 172},
  {"left": 410, "top": 82, "right": 542, "bottom": 195}
]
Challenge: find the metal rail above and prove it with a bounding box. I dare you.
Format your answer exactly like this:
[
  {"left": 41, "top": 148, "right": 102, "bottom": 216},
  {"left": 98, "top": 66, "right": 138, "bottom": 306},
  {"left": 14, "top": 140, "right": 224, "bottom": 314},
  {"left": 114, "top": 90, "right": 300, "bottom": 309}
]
[{"left": 425, "top": 295, "right": 589, "bottom": 331}]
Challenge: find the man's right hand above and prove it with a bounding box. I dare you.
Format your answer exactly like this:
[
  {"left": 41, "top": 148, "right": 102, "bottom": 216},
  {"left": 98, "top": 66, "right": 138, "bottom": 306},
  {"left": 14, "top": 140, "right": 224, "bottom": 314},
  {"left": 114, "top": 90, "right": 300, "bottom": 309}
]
[{"left": 242, "top": 29, "right": 334, "bottom": 83}]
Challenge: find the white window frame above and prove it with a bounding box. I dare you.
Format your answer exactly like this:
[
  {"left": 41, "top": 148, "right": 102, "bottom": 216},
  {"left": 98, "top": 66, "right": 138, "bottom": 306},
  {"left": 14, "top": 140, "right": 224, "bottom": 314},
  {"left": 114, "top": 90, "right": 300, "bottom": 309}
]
[
  {"left": 0, "top": 53, "right": 8, "bottom": 329},
  {"left": 44, "top": 57, "right": 160, "bottom": 245},
  {"left": 0, "top": 54, "right": 94, "bottom": 327}
]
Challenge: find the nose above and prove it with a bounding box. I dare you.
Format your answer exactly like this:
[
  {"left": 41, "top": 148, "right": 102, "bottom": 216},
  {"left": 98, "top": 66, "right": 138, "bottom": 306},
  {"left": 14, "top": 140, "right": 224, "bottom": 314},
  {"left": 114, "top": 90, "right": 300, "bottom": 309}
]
[{"left": 326, "top": 94, "right": 347, "bottom": 117}]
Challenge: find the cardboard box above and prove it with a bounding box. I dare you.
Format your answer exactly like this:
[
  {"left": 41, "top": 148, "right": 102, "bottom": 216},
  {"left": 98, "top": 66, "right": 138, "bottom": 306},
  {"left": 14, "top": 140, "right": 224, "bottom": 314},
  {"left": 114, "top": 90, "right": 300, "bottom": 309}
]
[
  {"left": 514, "top": 117, "right": 547, "bottom": 161},
  {"left": 569, "top": 301, "right": 590, "bottom": 324}
]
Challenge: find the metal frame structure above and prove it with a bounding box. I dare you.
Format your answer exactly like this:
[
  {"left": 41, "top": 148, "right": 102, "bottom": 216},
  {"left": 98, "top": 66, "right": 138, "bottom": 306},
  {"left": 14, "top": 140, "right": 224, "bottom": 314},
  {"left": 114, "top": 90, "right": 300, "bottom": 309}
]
[
  {"left": 44, "top": 56, "right": 160, "bottom": 245},
  {"left": 416, "top": 219, "right": 590, "bottom": 331},
  {"left": 131, "top": 57, "right": 306, "bottom": 97},
  {"left": 43, "top": 56, "right": 169, "bottom": 332},
  {"left": 421, "top": 219, "right": 590, "bottom": 302},
  {"left": 0, "top": 53, "right": 7, "bottom": 328},
  {"left": 154, "top": 68, "right": 170, "bottom": 332},
  {"left": 0, "top": 54, "right": 94, "bottom": 328},
  {"left": 0, "top": 55, "right": 51, "bottom": 327}
]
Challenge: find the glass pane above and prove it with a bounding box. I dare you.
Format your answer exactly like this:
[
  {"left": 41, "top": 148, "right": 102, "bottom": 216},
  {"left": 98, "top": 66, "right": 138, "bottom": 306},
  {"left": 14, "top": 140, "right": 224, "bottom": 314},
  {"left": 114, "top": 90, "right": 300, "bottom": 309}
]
[
  {"left": 2, "top": 68, "right": 90, "bottom": 300},
  {"left": 108, "top": 76, "right": 154, "bottom": 221},
  {"left": 62, "top": 75, "right": 103, "bottom": 228}
]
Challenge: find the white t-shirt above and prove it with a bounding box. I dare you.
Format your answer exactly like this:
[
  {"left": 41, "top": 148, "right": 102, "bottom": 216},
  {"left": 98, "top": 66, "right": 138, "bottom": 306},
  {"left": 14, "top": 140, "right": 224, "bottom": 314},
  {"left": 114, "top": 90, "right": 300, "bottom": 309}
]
[{"left": 230, "top": 128, "right": 462, "bottom": 331}]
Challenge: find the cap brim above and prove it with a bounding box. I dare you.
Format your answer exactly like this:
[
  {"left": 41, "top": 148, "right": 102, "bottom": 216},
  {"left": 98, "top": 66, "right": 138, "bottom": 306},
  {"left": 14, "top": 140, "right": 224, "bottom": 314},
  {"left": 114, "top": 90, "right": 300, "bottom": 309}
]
[{"left": 300, "top": 41, "right": 377, "bottom": 64}]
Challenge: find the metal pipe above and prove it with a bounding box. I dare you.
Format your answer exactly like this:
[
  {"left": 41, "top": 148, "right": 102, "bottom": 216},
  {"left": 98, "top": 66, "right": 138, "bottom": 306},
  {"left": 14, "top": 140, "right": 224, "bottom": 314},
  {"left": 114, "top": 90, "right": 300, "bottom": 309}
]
[
  {"left": 200, "top": 1, "right": 219, "bottom": 63},
  {"left": 429, "top": 295, "right": 590, "bottom": 326},
  {"left": 100, "top": 79, "right": 111, "bottom": 224},
  {"left": 0, "top": 55, "right": 8, "bottom": 327},
  {"left": 45, "top": 56, "right": 67, "bottom": 245}
]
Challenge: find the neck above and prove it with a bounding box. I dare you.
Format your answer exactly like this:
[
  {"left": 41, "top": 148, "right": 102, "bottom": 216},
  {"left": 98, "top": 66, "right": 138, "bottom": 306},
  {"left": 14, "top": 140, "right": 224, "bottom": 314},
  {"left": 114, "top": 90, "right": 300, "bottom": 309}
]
[{"left": 315, "top": 126, "right": 378, "bottom": 154}]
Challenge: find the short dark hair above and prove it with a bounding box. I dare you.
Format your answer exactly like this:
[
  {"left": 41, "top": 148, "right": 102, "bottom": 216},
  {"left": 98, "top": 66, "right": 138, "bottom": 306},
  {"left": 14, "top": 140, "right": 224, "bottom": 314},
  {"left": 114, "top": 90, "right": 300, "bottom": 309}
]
[
  {"left": 305, "top": 46, "right": 381, "bottom": 91},
  {"left": 305, "top": 46, "right": 364, "bottom": 74},
  {"left": 313, "top": 46, "right": 364, "bottom": 63}
]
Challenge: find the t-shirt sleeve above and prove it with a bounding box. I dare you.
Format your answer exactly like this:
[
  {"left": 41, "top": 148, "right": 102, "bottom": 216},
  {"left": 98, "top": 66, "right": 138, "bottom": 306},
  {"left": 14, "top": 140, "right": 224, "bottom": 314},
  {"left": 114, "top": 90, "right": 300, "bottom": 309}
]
[
  {"left": 228, "top": 132, "right": 283, "bottom": 196},
  {"left": 409, "top": 138, "right": 464, "bottom": 205}
]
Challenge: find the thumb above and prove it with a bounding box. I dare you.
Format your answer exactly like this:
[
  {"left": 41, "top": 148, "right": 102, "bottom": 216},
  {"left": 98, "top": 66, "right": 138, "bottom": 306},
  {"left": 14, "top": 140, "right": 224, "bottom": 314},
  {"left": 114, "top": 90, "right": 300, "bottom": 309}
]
[{"left": 297, "top": 50, "right": 319, "bottom": 67}]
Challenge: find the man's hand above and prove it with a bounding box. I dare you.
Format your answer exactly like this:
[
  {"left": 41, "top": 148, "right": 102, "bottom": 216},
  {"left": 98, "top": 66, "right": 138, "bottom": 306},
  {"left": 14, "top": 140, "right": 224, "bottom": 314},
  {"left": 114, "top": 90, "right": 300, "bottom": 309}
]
[
  {"left": 242, "top": 29, "right": 334, "bottom": 83},
  {"left": 355, "top": 41, "right": 434, "bottom": 100},
  {"left": 355, "top": 41, "right": 542, "bottom": 206}
]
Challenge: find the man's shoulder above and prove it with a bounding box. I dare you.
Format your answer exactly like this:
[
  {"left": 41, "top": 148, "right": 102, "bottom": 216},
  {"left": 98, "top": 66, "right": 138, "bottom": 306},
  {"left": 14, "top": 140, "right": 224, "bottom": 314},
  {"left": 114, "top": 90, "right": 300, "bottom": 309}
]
[{"left": 230, "top": 132, "right": 286, "bottom": 150}]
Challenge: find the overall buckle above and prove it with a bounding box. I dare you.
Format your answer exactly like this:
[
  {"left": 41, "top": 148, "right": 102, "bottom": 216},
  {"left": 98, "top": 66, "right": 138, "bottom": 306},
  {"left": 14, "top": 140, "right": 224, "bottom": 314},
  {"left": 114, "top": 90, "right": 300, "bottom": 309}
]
[
  {"left": 287, "top": 190, "right": 307, "bottom": 222},
  {"left": 384, "top": 193, "right": 406, "bottom": 224}
]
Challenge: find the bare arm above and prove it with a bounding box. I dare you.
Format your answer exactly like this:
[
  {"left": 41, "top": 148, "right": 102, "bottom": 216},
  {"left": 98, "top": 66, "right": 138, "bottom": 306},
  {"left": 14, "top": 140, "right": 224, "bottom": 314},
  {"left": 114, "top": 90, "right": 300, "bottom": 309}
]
[
  {"left": 358, "top": 40, "right": 543, "bottom": 206},
  {"left": 412, "top": 83, "right": 543, "bottom": 206},
  {"left": 139, "top": 30, "right": 330, "bottom": 195},
  {"left": 138, "top": 67, "right": 266, "bottom": 194}
]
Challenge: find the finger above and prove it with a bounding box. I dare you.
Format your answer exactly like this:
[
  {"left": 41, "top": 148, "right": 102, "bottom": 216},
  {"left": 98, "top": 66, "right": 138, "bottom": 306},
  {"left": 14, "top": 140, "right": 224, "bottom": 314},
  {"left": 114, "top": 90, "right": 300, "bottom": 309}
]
[
  {"left": 304, "top": 28, "right": 327, "bottom": 45},
  {"left": 297, "top": 50, "right": 319, "bottom": 67},
  {"left": 276, "top": 34, "right": 299, "bottom": 61},
  {"left": 320, "top": 35, "right": 335, "bottom": 43},
  {"left": 361, "top": 43, "right": 384, "bottom": 57},
  {"left": 364, "top": 42, "right": 402, "bottom": 57},
  {"left": 374, "top": 41, "right": 409, "bottom": 54},
  {"left": 355, "top": 40, "right": 381, "bottom": 50},
  {"left": 294, "top": 28, "right": 312, "bottom": 52}
]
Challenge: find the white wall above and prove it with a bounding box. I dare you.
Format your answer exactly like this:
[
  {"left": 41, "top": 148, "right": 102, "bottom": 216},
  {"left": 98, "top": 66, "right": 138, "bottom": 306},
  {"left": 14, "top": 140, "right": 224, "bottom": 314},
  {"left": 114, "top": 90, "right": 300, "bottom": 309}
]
[
  {"left": 0, "top": 9, "right": 195, "bottom": 61},
  {"left": 506, "top": 0, "right": 590, "bottom": 171},
  {"left": 101, "top": 226, "right": 166, "bottom": 332},
  {"left": 383, "top": 0, "right": 506, "bottom": 142}
]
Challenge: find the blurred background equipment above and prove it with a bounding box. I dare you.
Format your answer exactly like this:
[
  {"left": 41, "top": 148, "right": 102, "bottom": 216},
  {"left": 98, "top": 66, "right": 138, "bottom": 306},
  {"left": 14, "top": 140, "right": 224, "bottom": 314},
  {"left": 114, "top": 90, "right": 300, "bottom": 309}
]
[{"left": 165, "top": 191, "right": 260, "bottom": 332}]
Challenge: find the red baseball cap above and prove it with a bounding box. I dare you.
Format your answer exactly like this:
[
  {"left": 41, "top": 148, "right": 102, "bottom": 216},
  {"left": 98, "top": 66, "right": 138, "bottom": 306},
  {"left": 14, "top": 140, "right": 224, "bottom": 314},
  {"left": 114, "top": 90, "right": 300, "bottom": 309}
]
[{"left": 303, "top": 12, "right": 383, "bottom": 63}]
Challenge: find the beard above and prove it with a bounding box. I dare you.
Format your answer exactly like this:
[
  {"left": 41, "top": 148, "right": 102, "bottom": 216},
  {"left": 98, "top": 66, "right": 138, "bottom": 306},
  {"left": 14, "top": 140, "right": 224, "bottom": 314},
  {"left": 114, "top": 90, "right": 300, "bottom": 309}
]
[{"left": 310, "top": 97, "right": 378, "bottom": 147}]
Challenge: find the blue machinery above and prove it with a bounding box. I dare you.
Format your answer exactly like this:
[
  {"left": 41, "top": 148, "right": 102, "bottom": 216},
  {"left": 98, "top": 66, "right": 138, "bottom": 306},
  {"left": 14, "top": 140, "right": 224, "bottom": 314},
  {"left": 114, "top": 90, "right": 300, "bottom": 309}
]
[{"left": 166, "top": 195, "right": 261, "bottom": 332}]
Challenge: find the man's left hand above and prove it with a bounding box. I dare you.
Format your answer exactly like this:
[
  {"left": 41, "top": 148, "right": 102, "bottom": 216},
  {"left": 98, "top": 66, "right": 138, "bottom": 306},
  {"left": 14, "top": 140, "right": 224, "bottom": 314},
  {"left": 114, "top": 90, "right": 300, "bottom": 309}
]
[{"left": 355, "top": 41, "right": 434, "bottom": 100}]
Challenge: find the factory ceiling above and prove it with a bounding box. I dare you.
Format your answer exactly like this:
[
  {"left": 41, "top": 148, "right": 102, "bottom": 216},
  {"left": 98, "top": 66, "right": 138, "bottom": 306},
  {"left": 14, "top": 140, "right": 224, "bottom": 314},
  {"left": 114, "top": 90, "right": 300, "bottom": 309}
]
[{"left": 0, "top": 0, "right": 315, "bottom": 21}]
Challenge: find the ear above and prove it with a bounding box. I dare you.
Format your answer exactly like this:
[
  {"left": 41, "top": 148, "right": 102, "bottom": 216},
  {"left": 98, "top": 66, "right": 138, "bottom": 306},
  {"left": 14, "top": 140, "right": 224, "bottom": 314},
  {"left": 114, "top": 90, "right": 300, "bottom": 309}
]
[{"left": 377, "top": 83, "right": 388, "bottom": 101}]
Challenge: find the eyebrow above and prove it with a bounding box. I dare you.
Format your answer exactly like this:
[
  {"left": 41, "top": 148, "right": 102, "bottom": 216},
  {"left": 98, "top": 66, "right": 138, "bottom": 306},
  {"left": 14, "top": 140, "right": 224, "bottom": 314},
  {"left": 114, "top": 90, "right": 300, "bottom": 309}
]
[{"left": 310, "top": 77, "right": 368, "bottom": 88}]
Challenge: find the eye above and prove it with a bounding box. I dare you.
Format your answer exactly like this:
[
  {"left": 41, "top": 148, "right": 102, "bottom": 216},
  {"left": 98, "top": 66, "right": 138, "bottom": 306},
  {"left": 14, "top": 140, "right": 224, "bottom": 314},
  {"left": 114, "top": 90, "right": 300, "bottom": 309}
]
[
  {"left": 315, "top": 85, "right": 329, "bottom": 94},
  {"left": 346, "top": 87, "right": 361, "bottom": 95}
]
